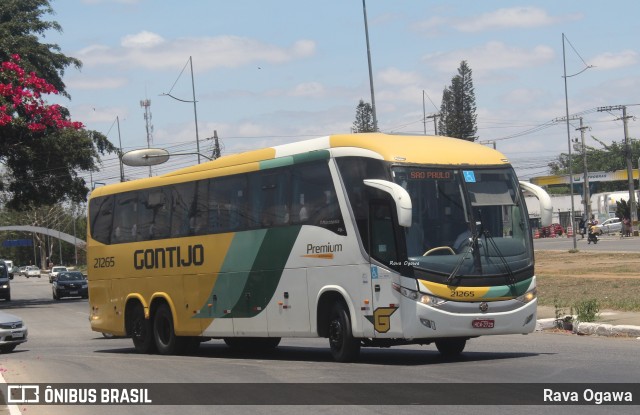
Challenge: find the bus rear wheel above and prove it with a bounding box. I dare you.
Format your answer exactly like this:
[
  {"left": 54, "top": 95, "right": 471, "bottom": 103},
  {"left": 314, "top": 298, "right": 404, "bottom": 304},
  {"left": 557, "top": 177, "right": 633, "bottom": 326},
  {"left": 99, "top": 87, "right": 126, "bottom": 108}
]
[
  {"left": 328, "top": 302, "right": 360, "bottom": 362},
  {"left": 130, "top": 303, "right": 155, "bottom": 354},
  {"left": 435, "top": 338, "right": 466, "bottom": 357},
  {"left": 153, "top": 303, "right": 181, "bottom": 355}
]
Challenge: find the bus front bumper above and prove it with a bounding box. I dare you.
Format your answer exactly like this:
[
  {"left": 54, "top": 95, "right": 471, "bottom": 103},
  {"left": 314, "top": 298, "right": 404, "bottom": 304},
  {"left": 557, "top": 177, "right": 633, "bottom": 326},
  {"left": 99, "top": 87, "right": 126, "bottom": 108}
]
[{"left": 401, "top": 297, "right": 538, "bottom": 339}]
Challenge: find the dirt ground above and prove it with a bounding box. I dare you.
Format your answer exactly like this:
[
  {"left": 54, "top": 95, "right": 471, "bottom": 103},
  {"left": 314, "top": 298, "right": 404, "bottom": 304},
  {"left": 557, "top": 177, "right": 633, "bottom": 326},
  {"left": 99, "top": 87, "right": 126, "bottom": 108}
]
[{"left": 535, "top": 251, "right": 640, "bottom": 279}]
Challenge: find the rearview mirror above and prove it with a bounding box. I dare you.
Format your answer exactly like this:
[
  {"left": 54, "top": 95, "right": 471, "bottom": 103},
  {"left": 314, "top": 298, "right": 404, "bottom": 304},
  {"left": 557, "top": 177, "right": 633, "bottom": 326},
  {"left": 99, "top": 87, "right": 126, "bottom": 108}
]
[{"left": 363, "top": 179, "right": 412, "bottom": 227}]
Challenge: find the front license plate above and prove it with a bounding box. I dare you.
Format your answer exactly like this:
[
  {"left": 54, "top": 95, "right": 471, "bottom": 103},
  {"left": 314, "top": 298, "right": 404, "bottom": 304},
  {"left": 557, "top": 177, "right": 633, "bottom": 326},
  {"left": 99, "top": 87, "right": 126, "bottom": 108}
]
[
  {"left": 12, "top": 331, "right": 24, "bottom": 338},
  {"left": 70, "top": 291, "right": 78, "bottom": 295},
  {"left": 472, "top": 319, "right": 494, "bottom": 328}
]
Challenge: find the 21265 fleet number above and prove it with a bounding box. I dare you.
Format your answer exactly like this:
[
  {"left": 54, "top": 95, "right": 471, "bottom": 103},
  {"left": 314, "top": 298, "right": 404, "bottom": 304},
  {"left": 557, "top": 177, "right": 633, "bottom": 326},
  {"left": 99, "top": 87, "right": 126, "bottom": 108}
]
[{"left": 94, "top": 257, "right": 115, "bottom": 268}]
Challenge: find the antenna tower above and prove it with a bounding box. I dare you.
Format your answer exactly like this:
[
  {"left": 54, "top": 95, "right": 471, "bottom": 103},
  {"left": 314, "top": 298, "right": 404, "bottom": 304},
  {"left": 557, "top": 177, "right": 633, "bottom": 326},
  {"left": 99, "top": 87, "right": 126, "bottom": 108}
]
[{"left": 140, "top": 99, "right": 154, "bottom": 176}]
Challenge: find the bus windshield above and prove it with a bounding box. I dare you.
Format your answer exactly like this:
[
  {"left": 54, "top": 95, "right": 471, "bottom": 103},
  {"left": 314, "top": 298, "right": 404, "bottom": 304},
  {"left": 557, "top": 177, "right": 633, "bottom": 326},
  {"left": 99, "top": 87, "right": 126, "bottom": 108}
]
[{"left": 392, "top": 166, "right": 532, "bottom": 278}]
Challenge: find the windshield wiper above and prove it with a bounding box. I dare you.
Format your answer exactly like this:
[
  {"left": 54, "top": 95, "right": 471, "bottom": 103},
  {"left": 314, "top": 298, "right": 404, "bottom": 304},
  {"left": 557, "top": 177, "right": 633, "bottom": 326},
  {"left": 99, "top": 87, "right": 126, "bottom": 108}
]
[
  {"left": 446, "top": 223, "right": 482, "bottom": 285},
  {"left": 480, "top": 229, "right": 516, "bottom": 286}
]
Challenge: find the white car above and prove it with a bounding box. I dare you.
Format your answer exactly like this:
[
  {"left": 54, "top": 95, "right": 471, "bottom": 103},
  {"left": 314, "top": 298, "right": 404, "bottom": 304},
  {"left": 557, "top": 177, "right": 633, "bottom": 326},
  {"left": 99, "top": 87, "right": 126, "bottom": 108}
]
[
  {"left": 49, "top": 266, "right": 68, "bottom": 283},
  {"left": 0, "top": 310, "right": 28, "bottom": 353},
  {"left": 25, "top": 266, "right": 41, "bottom": 278},
  {"left": 593, "top": 217, "right": 623, "bottom": 235}
]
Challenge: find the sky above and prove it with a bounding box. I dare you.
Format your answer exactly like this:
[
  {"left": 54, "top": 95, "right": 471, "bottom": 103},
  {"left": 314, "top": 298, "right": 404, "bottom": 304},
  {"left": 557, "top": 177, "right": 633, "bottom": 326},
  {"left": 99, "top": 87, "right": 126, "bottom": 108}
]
[{"left": 41, "top": 0, "right": 640, "bottom": 185}]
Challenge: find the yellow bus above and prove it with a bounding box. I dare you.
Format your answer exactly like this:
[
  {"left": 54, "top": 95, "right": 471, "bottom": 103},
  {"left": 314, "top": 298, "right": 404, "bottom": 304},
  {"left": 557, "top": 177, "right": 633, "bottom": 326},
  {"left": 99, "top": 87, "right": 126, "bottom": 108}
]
[{"left": 88, "top": 133, "right": 544, "bottom": 362}]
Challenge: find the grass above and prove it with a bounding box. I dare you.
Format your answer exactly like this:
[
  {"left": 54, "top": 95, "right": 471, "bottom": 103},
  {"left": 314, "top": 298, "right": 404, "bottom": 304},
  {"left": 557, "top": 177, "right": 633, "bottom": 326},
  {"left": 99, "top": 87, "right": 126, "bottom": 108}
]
[{"left": 535, "top": 251, "right": 640, "bottom": 312}]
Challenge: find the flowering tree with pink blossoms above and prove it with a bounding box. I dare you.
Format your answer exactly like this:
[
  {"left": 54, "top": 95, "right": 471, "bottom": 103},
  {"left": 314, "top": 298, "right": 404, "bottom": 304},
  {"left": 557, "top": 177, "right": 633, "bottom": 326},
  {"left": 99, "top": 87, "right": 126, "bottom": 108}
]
[
  {"left": 0, "top": 54, "right": 83, "bottom": 133},
  {"left": 0, "top": 54, "right": 116, "bottom": 209}
]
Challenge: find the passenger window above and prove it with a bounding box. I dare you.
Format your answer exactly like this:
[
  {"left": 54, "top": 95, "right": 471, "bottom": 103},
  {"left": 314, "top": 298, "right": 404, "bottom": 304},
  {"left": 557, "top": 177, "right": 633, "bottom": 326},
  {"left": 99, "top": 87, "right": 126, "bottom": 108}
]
[
  {"left": 111, "top": 192, "right": 138, "bottom": 243},
  {"left": 250, "top": 170, "right": 290, "bottom": 228},
  {"left": 89, "top": 195, "right": 114, "bottom": 244},
  {"left": 139, "top": 187, "right": 171, "bottom": 240},
  {"left": 192, "top": 180, "right": 209, "bottom": 235},
  {"left": 209, "top": 175, "right": 249, "bottom": 233},
  {"left": 171, "top": 182, "right": 196, "bottom": 237},
  {"left": 291, "top": 162, "right": 345, "bottom": 235}
]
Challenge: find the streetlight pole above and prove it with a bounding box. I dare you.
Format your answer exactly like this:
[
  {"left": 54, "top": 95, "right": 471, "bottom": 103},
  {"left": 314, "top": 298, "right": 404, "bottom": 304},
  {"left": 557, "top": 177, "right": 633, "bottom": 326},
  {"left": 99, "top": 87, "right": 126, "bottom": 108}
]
[
  {"left": 362, "top": 0, "right": 377, "bottom": 130},
  {"left": 562, "top": 33, "right": 578, "bottom": 250},
  {"left": 162, "top": 56, "right": 202, "bottom": 164},
  {"left": 189, "top": 56, "right": 202, "bottom": 164}
]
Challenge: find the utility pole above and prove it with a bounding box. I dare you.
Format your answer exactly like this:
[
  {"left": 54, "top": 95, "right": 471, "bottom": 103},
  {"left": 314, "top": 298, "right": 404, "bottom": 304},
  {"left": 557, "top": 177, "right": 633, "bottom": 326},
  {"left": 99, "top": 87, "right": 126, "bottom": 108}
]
[
  {"left": 597, "top": 105, "right": 636, "bottom": 232},
  {"left": 576, "top": 117, "right": 590, "bottom": 220},
  {"left": 556, "top": 115, "right": 591, "bottom": 219},
  {"left": 422, "top": 90, "right": 427, "bottom": 135},
  {"left": 425, "top": 113, "right": 439, "bottom": 135},
  {"left": 212, "top": 130, "right": 221, "bottom": 160}
]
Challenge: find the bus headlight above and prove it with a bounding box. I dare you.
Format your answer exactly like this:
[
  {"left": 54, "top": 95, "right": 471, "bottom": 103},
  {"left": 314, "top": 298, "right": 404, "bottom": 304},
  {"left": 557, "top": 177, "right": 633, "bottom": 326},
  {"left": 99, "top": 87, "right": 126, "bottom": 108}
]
[
  {"left": 393, "top": 283, "right": 447, "bottom": 307},
  {"left": 516, "top": 288, "right": 537, "bottom": 304}
]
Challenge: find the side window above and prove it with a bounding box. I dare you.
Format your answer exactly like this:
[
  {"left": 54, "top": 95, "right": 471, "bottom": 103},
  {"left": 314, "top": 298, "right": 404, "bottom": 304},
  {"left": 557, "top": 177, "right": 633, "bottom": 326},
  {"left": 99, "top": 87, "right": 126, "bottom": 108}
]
[
  {"left": 170, "top": 182, "right": 196, "bottom": 237},
  {"left": 336, "top": 157, "right": 390, "bottom": 249},
  {"left": 292, "top": 162, "right": 345, "bottom": 235},
  {"left": 209, "top": 175, "right": 249, "bottom": 233},
  {"left": 192, "top": 180, "right": 209, "bottom": 235},
  {"left": 369, "top": 200, "right": 399, "bottom": 266},
  {"left": 250, "top": 169, "right": 290, "bottom": 228},
  {"left": 89, "top": 195, "right": 114, "bottom": 244},
  {"left": 111, "top": 192, "right": 138, "bottom": 244},
  {"left": 139, "top": 187, "right": 171, "bottom": 240}
]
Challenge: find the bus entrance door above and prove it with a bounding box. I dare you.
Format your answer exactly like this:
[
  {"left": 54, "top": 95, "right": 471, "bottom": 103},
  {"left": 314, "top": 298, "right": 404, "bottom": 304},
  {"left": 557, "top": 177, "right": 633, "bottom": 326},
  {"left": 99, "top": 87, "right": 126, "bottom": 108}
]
[{"left": 368, "top": 200, "right": 402, "bottom": 337}]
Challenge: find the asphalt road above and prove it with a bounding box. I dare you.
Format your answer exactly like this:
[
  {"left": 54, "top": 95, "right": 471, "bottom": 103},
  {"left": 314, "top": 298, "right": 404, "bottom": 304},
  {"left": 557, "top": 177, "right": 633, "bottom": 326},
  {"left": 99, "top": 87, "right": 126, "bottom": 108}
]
[
  {"left": 534, "top": 233, "right": 640, "bottom": 251},
  {"left": 1, "top": 273, "right": 639, "bottom": 415}
]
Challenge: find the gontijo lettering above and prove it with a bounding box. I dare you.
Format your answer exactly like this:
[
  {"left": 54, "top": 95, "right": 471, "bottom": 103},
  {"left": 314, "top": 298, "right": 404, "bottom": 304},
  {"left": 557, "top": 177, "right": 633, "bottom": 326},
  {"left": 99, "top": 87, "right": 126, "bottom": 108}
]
[{"left": 134, "top": 244, "right": 204, "bottom": 270}]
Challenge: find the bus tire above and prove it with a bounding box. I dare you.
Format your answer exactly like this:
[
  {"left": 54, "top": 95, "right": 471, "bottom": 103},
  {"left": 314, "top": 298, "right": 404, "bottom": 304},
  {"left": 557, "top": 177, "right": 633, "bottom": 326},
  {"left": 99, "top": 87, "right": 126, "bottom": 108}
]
[
  {"left": 153, "top": 303, "right": 179, "bottom": 355},
  {"left": 328, "top": 302, "right": 360, "bottom": 362},
  {"left": 435, "top": 338, "right": 466, "bottom": 357},
  {"left": 130, "top": 302, "right": 155, "bottom": 354}
]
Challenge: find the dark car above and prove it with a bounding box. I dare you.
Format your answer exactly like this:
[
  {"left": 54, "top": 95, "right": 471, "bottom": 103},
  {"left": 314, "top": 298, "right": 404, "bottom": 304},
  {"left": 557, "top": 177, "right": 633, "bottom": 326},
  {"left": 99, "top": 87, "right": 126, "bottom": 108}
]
[
  {"left": 0, "top": 261, "right": 10, "bottom": 301},
  {"left": 52, "top": 271, "right": 88, "bottom": 300}
]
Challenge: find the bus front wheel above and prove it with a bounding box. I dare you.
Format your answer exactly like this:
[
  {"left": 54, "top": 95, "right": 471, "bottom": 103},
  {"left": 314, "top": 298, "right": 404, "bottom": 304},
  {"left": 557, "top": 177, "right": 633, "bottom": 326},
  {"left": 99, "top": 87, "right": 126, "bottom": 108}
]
[
  {"left": 130, "top": 303, "right": 155, "bottom": 354},
  {"left": 435, "top": 338, "right": 466, "bottom": 357},
  {"left": 328, "top": 303, "right": 360, "bottom": 362}
]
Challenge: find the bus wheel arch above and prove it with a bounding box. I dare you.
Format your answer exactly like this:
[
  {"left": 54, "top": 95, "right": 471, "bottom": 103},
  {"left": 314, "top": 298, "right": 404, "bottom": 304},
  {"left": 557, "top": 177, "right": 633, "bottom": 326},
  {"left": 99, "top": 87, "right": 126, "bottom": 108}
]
[{"left": 316, "top": 290, "right": 361, "bottom": 362}]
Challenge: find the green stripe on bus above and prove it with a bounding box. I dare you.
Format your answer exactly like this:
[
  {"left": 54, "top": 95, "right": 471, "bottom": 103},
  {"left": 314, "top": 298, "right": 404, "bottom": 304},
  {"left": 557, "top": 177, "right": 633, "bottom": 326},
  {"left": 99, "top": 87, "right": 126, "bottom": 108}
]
[
  {"left": 230, "top": 225, "right": 302, "bottom": 318},
  {"left": 483, "top": 277, "right": 532, "bottom": 299},
  {"left": 197, "top": 230, "right": 267, "bottom": 319},
  {"left": 259, "top": 150, "right": 330, "bottom": 170},
  {"left": 291, "top": 150, "right": 330, "bottom": 164}
]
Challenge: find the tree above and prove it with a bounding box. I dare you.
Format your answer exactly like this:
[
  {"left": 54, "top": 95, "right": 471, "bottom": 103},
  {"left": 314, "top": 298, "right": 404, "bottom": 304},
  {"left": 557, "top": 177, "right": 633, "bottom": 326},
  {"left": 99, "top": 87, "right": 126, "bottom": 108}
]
[
  {"left": 0, "top": 2, "right": 117, "bottom": 210},
  {"left": 352, "top": 99, "right": 377, "bottom": 133},
  {"left": 615, "top": 199, "right": 639, "bottom": 224},
  {"left": 438, "top": 61, "right": 478, "bottom": 141},
  {"left": 0, "top": 0, "right": 81, "bottom": 98}
]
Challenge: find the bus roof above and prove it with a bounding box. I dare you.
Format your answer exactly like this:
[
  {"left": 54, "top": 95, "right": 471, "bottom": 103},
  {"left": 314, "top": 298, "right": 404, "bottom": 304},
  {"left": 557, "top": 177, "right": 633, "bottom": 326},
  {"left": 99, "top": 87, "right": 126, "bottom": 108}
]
[{"left": 91, "top": 133, "right": 509, "bottom": 197}]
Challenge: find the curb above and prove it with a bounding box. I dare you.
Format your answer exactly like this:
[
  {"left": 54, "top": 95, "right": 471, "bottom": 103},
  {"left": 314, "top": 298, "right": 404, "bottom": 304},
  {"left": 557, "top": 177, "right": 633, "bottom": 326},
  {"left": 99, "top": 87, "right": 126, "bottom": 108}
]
[
  {"left": 536, "top": 318, "right": 640, "bottom": 338},
  {"left": 575, "top": 322, "right": 640, "bottom": 337}
]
